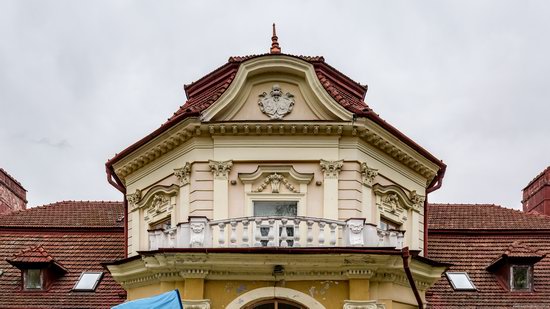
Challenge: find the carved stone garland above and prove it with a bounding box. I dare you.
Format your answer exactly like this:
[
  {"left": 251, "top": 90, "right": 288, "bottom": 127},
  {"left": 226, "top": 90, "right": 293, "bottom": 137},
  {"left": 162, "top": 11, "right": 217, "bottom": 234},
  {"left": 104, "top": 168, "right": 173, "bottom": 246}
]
[
  {"left": 320, "top": 159, "right": 344, "bottom": 178},
  {"left": 253, "top": 173, "right": 299, "bottom": 193},
  {"left": 258, "top": 84, "right": 295, "bottom": 120},
  {"left": 174, "top": 162, "right": 191, "bottom": 186},
  {"left": 360, "top": 162, "right": 378, "bottom": 187},
  {"left": 208, "top": 160, "right": 233, "bottom": 179}
]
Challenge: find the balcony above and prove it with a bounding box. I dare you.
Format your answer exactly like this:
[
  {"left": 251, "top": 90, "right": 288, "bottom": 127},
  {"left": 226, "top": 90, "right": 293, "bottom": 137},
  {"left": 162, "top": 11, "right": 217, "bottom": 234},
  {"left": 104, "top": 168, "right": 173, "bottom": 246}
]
[{"left": 148, "top": 216, "right": 405, "bottom": 250}]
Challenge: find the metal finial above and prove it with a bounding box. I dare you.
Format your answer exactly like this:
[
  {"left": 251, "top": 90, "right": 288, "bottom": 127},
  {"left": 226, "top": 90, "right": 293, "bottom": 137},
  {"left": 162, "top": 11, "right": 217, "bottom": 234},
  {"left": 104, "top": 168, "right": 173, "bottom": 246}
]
[{"left": 270, "top": 23, "right": 281, "bottom": 54}]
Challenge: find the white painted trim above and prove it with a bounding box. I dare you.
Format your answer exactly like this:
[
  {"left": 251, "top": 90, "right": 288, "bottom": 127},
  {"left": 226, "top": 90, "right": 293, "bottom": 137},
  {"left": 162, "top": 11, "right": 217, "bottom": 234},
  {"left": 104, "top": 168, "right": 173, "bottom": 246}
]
[{"left": 225, "top": 287, "right": 326, "bottom": 309}]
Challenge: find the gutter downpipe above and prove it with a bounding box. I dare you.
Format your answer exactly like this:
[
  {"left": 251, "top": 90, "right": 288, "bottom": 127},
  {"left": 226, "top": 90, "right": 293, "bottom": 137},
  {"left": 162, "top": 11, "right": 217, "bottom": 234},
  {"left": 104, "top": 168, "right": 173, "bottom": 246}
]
[
  {"left": 402, "top": 246, "right": 423, "bottom": 309},
  {"left": 106, "top": 165, "right": 128, "bottom": 257},
  {"left": 423, "top": 166, "right": 446, "bottom": 256}
]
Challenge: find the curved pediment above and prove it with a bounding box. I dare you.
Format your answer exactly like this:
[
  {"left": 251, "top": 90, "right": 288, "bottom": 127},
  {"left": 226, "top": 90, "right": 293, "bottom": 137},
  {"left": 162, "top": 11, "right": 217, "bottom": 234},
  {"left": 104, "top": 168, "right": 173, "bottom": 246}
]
[{"left": 201, "top": 56, "right": 354, "bottom": 122}]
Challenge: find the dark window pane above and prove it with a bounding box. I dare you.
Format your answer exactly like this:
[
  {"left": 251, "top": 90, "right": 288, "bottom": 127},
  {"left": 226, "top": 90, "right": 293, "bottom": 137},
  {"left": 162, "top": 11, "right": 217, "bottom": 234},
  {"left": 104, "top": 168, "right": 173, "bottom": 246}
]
[
  {"left": 253, "top": 304, "right": 275, "bottom": 309},
  {"left": 512, "top": 266, "right": 530, "bottom": 290},
  {"left": 254, "top": 201, "right": 297, "bottom": 216},
  {"left": 25, "top": 269, "right": 42, "bottom": 289},
  {"left": 278, "top": 303, "right": 301, "bottom": 309}
]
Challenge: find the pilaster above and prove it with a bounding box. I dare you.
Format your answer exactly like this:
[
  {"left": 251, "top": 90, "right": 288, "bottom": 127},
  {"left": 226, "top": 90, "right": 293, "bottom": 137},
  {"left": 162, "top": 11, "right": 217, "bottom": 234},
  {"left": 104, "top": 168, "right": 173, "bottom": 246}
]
[
  {"left": 209, "top": 160, "right": 232, "bottom": 220},
  {"left": 320, "top": 159, "right": 343, "bottom": 220}
]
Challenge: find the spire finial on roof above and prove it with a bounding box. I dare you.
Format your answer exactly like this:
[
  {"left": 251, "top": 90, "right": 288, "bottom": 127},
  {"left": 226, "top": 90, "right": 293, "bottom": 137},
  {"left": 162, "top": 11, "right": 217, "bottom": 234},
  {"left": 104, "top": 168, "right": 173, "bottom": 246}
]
[{"left": 270, "top": 23, "right": 281, "bottom": 54}]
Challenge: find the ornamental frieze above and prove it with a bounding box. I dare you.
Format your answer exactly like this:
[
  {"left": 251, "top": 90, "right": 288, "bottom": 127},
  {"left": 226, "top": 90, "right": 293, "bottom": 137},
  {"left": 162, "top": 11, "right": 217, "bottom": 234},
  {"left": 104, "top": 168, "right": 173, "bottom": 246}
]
[{"left": 258, "top": 84, "right": 295, "bottom": 120}]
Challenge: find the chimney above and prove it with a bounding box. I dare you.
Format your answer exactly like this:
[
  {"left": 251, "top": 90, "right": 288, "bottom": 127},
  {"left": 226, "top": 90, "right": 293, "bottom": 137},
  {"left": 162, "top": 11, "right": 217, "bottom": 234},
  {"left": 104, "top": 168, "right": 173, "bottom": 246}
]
[
  {"left": 522, "top": 166, "right": 550, "bottom": 215},
  {"left": 0, "top": 168, "right": 27, "bottom": 215}
]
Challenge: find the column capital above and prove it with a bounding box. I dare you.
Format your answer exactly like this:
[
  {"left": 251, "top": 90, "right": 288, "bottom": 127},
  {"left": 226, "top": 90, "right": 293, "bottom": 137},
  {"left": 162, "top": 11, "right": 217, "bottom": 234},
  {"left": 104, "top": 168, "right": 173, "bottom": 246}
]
[
  {"left": 320, "top": 159, "right": 343, "bottom": 179},
  {"left": 209, "top": 160, "right": 233, "bottom": 179},
  {"left": 174, "top": 162, "right": 192, "bottom": 186}
]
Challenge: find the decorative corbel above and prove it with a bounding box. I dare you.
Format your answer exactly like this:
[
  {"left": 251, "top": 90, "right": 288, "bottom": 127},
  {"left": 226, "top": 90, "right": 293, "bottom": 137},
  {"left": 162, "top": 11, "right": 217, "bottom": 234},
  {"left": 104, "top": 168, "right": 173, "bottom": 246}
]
[
  {"left": 208, "top": 160, "right": 233, "bottom": 180},
  {"left": 126, "top": 189, "right": 141, "bottom": 208},
  {"left": 174, "top": 162, "right": 191, "bottom": 186},
  {"left": 343, "top": 300, "right": 385, "bottom": 309},
  {"left": 360, "top": 162, "right": 378, "bottom": 187},
  {"left": 320, "top": 159, "right": 344, "bottom": 178},
  {"left": 410, "top": 190, "right": 425, "bottom": 211}
]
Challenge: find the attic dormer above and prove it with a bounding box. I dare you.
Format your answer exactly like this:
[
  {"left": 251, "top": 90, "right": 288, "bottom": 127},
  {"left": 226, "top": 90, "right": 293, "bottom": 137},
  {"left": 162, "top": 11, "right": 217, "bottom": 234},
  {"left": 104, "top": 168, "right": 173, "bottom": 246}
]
[
  {"left": 486, "top": 241, "right": 546, "bottom": 291},
  {"left": 7, "top": 245, "right": 67, "bottom": 291}
]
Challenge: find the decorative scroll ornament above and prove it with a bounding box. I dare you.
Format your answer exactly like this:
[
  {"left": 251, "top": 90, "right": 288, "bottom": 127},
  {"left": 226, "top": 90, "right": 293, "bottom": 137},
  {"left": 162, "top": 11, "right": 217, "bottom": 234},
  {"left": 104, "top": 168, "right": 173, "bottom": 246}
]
[
  {"left": 148, "top": 194, "right": 169, "bottom": 214},
  {"left": 360, "top": 162, "right": 378, "bottom": 187},
  {"left": 381, "top": 193, "right": 399, "bottom": 213},
  {"left": 189, "top": 223, "right": 206, "bottom": 248},
  {"left": 410, "top": 190, "right": 425, "bottom": 211},
  {"left": 253, "top": 173, "right": 299, "bottom": 193},
  {"left": 126, "top": 189, "right": 141, "bottom": 207},
  {"left": 320, "top": 159, "right": 344, "bottom": 178},
  {"left": 174, "top": 162, "right": 191, "bottom": 186},
  {"left": 180, "top": 299, "right": 211, "bottom": 309},
  {"left": 258, "top": 84, "right": 295, "bottom": 120},
  {"left": 344, "top": 300, "right": 386, "bottom": 309},
  {"left": 209, "top": 160, "right": 233, "bottom": 179}
]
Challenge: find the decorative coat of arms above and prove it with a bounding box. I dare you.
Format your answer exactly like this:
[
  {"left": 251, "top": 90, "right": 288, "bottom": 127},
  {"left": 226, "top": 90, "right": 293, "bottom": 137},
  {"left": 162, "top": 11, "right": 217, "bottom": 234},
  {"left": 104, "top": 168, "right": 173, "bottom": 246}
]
[{"left": 258, "top": 84, "right": 295, "bottom": 120}]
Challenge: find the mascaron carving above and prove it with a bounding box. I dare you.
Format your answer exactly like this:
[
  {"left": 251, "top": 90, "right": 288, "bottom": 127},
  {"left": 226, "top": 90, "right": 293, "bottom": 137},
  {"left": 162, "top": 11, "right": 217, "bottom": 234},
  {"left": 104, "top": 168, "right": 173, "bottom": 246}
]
[
  {"left": 174, "top": 162, "right": 191, "bottom": 186},
  {"left": 258, "top": 84, "right": 295, "bottom": 120},
  {"left": 209, "top": 160, "right": 233, "bottom": 179},
  {"left": 254, "top": 173, "right": 299, "bottom": 193},
  {"left": 320, "top": 159, "right": 344, "bottom": 178},
  {"left": 360, "top": 162, "right": 378, "bottom": 186},
  {"left": 382, "top": 193, "right": 400, "bottom": 213}
]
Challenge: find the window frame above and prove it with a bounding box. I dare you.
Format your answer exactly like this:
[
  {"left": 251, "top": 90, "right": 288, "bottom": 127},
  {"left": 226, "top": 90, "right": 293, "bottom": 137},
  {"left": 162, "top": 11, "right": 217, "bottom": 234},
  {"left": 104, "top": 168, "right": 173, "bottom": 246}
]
[
  {"left": 445, "top": 271, "right": 477, "bottom": 291},
  {"left": 23, "top": 268, "right": 44, "bottom": 291},
  {"left": 72, "top": 272, "right": 104, "bottom": 292},
  {"left": 510, "top": 265, "right": 532, "bottom": 291}
]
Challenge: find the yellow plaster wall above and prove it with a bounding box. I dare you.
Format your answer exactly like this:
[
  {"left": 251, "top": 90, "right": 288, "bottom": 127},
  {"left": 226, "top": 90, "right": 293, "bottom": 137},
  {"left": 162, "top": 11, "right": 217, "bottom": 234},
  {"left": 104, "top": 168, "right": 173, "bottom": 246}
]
[{"left": 204, "top": 280, "right": 349, "bottom": 309}]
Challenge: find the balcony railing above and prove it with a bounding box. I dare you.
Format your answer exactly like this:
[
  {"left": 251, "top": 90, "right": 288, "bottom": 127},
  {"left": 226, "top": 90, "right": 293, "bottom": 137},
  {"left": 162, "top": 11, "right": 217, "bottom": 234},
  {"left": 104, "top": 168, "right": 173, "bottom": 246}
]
[{"left": 148, "top": 216, "right": 405, "bottom": 251}]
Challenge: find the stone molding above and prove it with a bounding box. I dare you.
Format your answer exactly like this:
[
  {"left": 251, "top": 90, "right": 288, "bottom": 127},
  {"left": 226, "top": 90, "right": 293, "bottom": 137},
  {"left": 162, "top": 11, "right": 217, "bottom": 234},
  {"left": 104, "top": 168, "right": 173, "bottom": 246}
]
[
  {"left": 225, "top": 287, "right": 326, "bottom": 309},
  {"left": 320, "top": 159, "right": 344, "bottom": 179},
  {"left": 360, "top": 162, "right": 379, "bottom": 187},
  {"left": 174, "top": 162, "right": 191, "bottom": 186},
  {"left": 181, "top": 299, "right": 210, "bottom": 309},
  {"left": 343, "top": 300, "right": 385, "bottom": 309},
  {"left": 208, "top": 160, "right": 233, "bottom": 179}
]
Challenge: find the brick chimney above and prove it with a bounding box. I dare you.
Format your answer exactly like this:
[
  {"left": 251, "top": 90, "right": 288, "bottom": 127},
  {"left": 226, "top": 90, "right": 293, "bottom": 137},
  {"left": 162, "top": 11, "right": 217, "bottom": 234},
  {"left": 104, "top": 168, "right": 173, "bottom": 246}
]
[
  {"left": 0, "top": 168, "right": 27, "bottom": 215},
  {"left": 522, "top": 166, "right": 550, "bottom": 215}
]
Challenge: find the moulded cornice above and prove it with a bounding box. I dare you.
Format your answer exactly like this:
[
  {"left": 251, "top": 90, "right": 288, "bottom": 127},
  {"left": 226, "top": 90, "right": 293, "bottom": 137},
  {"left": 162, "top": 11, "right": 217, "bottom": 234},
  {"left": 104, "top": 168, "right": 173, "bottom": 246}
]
[{"left": 200, "top": 55, "right": 354, "bottom": 122}]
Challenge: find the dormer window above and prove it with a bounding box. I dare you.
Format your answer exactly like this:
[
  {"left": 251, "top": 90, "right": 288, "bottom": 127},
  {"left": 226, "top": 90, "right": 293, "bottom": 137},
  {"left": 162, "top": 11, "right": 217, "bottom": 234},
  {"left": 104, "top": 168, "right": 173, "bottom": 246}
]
[{"left": 511, "top": 265, "right": 532, "bottom": 291}]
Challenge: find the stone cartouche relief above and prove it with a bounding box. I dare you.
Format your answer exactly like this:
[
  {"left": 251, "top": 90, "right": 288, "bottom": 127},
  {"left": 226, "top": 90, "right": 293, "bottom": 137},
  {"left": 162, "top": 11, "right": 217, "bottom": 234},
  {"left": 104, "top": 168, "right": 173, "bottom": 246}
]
[
  {"left": 258, "top": 84, "right": 295, "bottom": 120},
  {"left": 360, "top": 162, "right": 378, "bottom": 187},
  {"left": 174, "top": 162, "right": 191, "bottom": 186},
  {"left": 144, "top": 193, "right": 171, "bottom": 222},
  {"left": 209, "top": 160, "right": 233, "bottom": 180},
  {"left": 373, "top": 184, "right": 426, "bottom": 225},
  {"left": 320, "top": 159, "right": 344, "bottom": 179},
  {"left": 253, "top": 173, "right": 299, "bottom": 193}
]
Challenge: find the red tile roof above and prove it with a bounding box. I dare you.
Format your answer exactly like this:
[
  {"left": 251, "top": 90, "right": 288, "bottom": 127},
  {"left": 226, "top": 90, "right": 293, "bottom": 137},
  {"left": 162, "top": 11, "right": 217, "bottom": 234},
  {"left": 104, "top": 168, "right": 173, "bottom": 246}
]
[
  {"left": 428, "top": 203, "right": 550, "bottom": 230},
  {"left": 427, "top": 204, "right": 550, "bottom": 308},
  {"left": 106, "top": 53, "right": 445, "bottom": 175},
  {"left": 0, "top": 201, "right": 124, "bottom": 229},
  {"left": 0, "top": 201, "right": 125, "bottom": 308}
]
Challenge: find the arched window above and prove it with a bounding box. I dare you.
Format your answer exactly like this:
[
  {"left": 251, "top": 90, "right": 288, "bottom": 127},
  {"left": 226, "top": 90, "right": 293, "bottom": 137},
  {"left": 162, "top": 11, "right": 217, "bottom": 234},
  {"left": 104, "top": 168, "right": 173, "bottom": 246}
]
[{"left": 246, "top": 298, "right": 305, "bottom": 309}]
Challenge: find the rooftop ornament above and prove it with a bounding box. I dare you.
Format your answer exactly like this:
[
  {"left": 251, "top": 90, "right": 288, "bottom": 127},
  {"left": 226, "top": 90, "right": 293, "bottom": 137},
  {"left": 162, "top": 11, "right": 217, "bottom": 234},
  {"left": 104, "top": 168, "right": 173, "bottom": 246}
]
[{"left": 270, "top": 23, "right": 281, "bottom": 54}]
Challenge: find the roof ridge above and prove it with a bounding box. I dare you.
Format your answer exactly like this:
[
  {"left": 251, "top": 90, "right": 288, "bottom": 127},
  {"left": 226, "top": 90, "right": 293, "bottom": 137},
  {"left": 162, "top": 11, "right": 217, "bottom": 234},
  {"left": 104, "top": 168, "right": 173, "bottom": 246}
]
[{"left": 0, "top": 168, "right": 26, "bottom": 190}]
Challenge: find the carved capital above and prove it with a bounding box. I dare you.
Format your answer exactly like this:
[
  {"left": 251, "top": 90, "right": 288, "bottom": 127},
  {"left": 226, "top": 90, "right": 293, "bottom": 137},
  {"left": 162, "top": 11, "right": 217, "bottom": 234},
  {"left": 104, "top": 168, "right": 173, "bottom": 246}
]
[
  {"left": 320, "top": 159, "right": 344, "bottom": 178},
  {"left": 410, "top": 190, "right": 425, "bottom": 211},
  {"left": 344, "top": 300, "right": 385, "bottom": 309},
  {"left": 209, "top": 160, "right": 233, "bottom": 179},
  {"left": 126, "top": 189, "right": 141, "bottom": 207},
  {"left": 174, "top": 162, "right": 191, "bottom": 186},
  {"left": 360, "top": 162, "right": 378, "bottom": 187}
]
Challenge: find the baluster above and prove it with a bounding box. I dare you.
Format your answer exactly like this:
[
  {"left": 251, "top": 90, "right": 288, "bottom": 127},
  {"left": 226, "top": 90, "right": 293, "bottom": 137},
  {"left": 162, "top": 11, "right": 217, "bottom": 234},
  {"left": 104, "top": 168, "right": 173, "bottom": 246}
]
[
  {"left": 280, "top": 218, "right": 288, "bottom": 247},
  {"left": 293, "top": 218, "right": 301, "bottom": 247},
  {"left": 318, "top": 221, "right": 326, "bottom": 246},
  {"left": 254, "top": 218, "right": 263, "bottom": 247},
  {"left": 242, "top": 219, "right": 250, "bottom": 247},
  {"left": 230, "top": 220, "right": 238, "bottom": 247},
  {"left": 329, "top": 223, "right": 337, "bottom": 246},
  {"left": 378, "top": 229, "right": 384, "bottom": 246},
  {"left": 267, "top": 219, "right": 276, "bottom": 247},
  {"left": 218, "top": 222, "right": 226, "bottom": 247},
  {"left": 306, "top": 220, "right": 314, "bottom": 247}
]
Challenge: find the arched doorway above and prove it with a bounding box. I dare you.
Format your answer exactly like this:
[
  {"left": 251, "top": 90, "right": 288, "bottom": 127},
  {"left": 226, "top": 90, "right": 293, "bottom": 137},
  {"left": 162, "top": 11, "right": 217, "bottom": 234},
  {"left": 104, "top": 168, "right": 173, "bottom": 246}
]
[{"left": 245, "top": 298, "right": 305, "bottom": 309}]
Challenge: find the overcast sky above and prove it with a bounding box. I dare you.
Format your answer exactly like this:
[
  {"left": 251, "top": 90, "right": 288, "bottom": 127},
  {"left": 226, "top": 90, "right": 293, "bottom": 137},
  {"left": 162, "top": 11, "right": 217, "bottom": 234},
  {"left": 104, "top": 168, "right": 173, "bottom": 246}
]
[{"left": 1, "top": 1, "right": 549, "bottom": 210}]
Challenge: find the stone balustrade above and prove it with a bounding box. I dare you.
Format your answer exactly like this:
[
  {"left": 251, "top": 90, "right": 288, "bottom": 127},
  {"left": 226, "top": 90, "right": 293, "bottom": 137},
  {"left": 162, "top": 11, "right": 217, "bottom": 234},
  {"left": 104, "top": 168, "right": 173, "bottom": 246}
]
[{"left": 148, "top": 216, "right": 404, "bottom": 251}]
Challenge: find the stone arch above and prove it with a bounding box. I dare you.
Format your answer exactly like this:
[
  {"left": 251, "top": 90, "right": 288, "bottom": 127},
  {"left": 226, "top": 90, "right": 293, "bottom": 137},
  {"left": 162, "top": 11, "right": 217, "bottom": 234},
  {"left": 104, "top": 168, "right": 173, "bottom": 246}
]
[{"left": 226, "top": 287, "right": 326, "bottom": 309}]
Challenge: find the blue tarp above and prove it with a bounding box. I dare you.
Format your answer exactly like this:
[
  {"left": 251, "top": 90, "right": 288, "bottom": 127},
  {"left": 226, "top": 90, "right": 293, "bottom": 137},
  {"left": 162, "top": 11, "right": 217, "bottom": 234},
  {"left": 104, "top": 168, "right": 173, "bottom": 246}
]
[{"left": 112, "top": 289, "right": 183, "bottom": 309}]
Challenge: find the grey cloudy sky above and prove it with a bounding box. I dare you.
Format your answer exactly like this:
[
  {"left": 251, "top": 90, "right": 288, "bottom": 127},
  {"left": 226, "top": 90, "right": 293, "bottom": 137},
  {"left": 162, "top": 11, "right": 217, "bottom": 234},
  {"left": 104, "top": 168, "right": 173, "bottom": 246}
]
[{"left": 1, "top": 1, "right": 549, "bottom": 210}]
